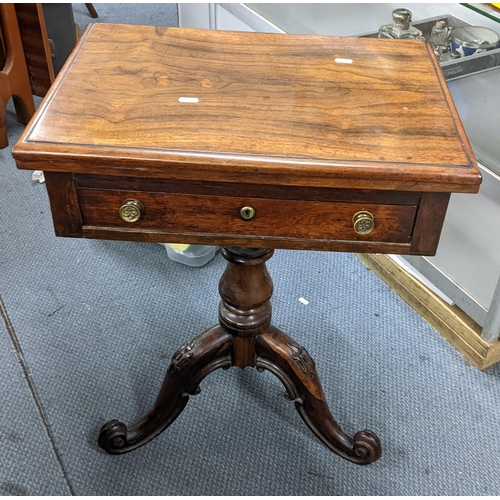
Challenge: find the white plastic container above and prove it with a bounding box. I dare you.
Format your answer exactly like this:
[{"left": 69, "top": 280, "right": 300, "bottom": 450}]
[{"left": 162, "top": 243, "right": 217, "bottom": 267}]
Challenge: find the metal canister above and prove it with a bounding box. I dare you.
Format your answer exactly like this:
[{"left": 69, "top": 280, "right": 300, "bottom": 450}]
[{"left": 450, "top": 26, "right": 500, "bottom": 57}]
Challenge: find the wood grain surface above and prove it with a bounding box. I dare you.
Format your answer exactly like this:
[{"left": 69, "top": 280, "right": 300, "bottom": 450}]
[
  {"left": 74, "top": 174, "right": 423, "bottom": 205},
  {"left": 77, "top": 188, "right": 417, "bottom": 242},
  {"left": 44, "top": 172, "right": 83, "bottom": 237},
  {"left": 13, "top": 24, "right": 481, "bottom": 193},
  {"left": 14, "top": 3, "right": 54, "bottom": 96}
]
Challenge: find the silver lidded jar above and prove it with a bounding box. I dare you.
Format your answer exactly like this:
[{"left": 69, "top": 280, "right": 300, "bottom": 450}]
[
  {"left": 429, "top": 20, "right": 453, "bottom": 60},
  {"left": 378, "top": 8, "right": 425, "bottom": 40}
]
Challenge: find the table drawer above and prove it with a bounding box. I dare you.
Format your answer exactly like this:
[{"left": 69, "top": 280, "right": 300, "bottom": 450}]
[{"left": 78, "top": 188, "right": 417, "bottom": 243}]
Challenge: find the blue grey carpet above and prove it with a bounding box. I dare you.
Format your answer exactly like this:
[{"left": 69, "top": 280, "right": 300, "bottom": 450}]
[
  {"left": 72, "top": 3, "right": 179, "bottom": 32},
  {"left": 0, "top": 301, "right": 72, "bottom": 496},
  {"left": 2, "top": 4, "right": 500, "bottom": 496}
]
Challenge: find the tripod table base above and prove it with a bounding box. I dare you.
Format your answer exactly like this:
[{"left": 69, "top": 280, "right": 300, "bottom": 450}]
[{"left": 98, "top": 247, "right": 381, "bottom": 465}]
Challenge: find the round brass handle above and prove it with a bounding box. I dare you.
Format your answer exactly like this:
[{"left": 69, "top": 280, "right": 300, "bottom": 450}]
[
  {"left": 119, "top": 199, "right": 144, "bottom": 223},
  {"left": 240, "top": 206, "right": 256, "bottom": 220},
  {"left": 353, "top": 211, "right": 375, "bottom": 235}
]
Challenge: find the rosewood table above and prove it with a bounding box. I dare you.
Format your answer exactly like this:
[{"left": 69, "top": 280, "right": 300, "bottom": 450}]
[{"left": 13, "top": 24, "right": 481, "bottom": 465}]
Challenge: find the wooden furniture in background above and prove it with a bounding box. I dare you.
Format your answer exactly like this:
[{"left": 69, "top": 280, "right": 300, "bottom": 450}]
[
  {"left": 1, "top": 3, "right": 79, "bottom": 147},
  {"left": 38, "top": 4, "right": 78, "bottom": 76},
  {"left": 85, "top": 4, "right": 98, "bottom": 19},
  {"left": 13, "top": 25, "right": 481, "bottom": 464},
  {"left": 14, "top": 3, "right": 54, "bottom": 97},
  {"left": 0, "top": 14, "right": 6, "bottom": 67},
  {"left": 0, "top": 3, "right": 36, "bottom": 148}
]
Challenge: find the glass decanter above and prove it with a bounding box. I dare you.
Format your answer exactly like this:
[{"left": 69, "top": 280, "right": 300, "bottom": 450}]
[{"left": 378, "top": 8, "right": 425, "bottom": 40}]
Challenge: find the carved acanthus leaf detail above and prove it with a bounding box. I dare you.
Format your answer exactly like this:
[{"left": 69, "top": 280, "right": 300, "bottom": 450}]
[
  {"left": 286, "top": 339, "right": 316, "bottom": 379},
  {"left": 168, "top": 339, "right": 199, "bottom": 373}
]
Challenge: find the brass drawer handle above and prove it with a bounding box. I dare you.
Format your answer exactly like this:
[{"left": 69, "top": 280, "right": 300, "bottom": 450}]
[
  {"left": 119, "top": 199, "right": 144, "bottom": 222},
  {"left": 240, "top": 206, "right": 256, "bottom": 220},
  {"left": 353, "top": 211, "right": 375, "bottom": 235}
]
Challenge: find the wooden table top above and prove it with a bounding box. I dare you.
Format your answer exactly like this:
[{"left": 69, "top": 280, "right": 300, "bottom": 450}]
[{"left": 14, "top": 24, "right": 480, "bottom": 193}]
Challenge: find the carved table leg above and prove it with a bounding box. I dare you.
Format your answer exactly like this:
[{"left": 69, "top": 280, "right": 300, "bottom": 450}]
[
  {"left": 255, "top": 326, "right": 381, "bottom": 464},
  {"left": 98, "top": 325, "right": 232, "bottom": 454},
  {"left": 99, "top": 246, "right": 381, "bottom": 464},
  {"left": 218, "top": 247, "right": 381, "bottom": 464}
]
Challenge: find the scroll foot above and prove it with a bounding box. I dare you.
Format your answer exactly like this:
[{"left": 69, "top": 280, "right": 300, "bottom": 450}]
[
  {"left": 98, "top": 325, "right": 233, "bottom": 454},
  {"left": 256, "top": 326, "right": 381, "bottom": 465},
  {"left": 98, "top": 419, "right": 127, "bottom": 452}
]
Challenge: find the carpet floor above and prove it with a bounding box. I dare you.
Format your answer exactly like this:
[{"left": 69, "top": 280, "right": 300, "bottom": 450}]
[{"left": 1, "top": 3, "right": 499, "bottom": 496}]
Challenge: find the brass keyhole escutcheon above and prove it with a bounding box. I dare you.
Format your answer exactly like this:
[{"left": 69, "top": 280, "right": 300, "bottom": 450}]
[
  {"left": 240, "top": 206, "right": 256, "bottom": 220},
  {"left": 119, "top": 199, "right": 144, "bottom": 223},
  {"left": 353, "top": 211, "right": 375, "bottom": 235}
]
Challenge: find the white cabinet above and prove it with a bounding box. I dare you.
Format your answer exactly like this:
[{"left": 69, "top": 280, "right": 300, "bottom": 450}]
[
  {"left": 178, "top": 3, "right": 281, "bottom": 32},
  {"left": 177, "top": 3, "right": 213, "bottom": 29}
]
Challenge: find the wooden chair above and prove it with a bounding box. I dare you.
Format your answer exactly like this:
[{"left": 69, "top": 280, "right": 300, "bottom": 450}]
[
  {"left": 0, "top": 3, "right": 36, "bottom": 148},
  {"left": 85, "top": 4, "right": 98, "bottom": 19}
]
